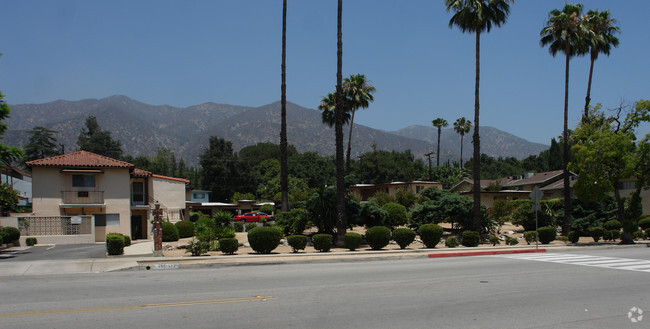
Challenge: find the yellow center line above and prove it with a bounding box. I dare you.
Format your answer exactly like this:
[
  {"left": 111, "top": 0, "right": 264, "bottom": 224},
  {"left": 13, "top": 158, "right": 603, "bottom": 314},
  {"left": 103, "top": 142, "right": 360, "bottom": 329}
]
[{"left": 0, "top": 296, "right": 276, "bottom": 318}]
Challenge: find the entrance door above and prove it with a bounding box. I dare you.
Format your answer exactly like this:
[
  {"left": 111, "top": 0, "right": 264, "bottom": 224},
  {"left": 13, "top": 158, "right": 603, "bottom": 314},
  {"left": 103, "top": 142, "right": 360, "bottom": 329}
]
[{"left": 131, "top": 215, "right": 143, "bottom": 239}]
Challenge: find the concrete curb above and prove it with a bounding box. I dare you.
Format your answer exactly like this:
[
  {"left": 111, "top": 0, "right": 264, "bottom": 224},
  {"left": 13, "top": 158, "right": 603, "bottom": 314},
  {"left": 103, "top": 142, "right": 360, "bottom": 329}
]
[{"left": 428, "top": 248, "right": 546, "bottom": 258}]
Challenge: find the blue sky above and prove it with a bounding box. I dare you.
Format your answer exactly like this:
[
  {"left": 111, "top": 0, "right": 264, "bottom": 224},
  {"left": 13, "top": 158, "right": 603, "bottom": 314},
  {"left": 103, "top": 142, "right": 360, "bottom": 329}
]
[{"left": 1, "top": 0, "right": 648, "bottom": 145}]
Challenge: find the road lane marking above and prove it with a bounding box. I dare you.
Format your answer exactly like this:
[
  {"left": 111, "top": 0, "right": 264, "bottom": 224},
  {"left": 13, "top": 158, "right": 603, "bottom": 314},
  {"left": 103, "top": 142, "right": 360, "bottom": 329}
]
[
  {"left": 0, "top": 296, "right": 276, "bottom": 318},
  {"left": 497, "top": 253, "right": 650, "bottom": 273}
]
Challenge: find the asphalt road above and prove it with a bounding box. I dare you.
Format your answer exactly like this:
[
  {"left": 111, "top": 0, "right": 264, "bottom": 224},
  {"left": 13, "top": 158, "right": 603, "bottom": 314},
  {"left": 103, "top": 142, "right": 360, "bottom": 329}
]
[
  {"left": 0, "top": 243, "right": 106, "bottom": 261},
  {"left": 1, "top": 248, "right": 648, "bottom": 328}
]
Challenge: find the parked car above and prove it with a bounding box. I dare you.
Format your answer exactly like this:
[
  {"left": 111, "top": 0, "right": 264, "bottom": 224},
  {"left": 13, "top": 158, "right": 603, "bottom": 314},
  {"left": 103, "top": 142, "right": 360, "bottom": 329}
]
[
  {"left": 257, "top": 212, "right": 274, "bottom": 221},
  {"left": 233, "top": 212, "right": 269, "bottom": 222}
]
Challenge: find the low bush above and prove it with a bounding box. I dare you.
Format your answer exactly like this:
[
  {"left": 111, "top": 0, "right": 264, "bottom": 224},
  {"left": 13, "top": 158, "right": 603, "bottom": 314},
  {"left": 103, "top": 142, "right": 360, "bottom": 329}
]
[
  {"left": 233, "top": 221, "right": 244, "bottom": 232},
  {"left": 559, "top": 236, "right": 569, "bottom": 244},
  {"left": 162, "top": 222, "right": 180, "bottom": 242},
  {"left": 602, "top": 230, "right": 613, "bottom": 241},
  {"left": 506, "top": 236, "right": 519, "bottom": 246},
  {"left": 247, "top": 226, "right": 282, "bottom": 254},
  {"left": 344, "top": 232, "right": 362, "bottom": 251},
  {"left": 218, "top": 238, "right": 239, "bottom": 255},
  {"left": 287, "top": 235, "right": 307, "bottom": 253},
  {"left": 538, "top": 226, "right": 557, "bottom": 244},
  {"left": 461, "top": 231, "right": 480, "bottom": 247},
  {"left": 0, "top": 226, "right": 20, "bottom": 244},
  {"left": 633, "top": 230, "right": 647, "bottom": 241},
  {"left": 365, "top": 226, "right": 391, "bottom": 250},
  {"left": 123, "top": 234, "right": 131, "bottom": 247},
  {"left": 418, "top": 224, "right": 444, "bottom": 248},
  {"left": 392, "top": 228, "right": 416, "bottom": 249},
  {"left": 489, "top": 236, "right": 500, "bottom": 246},
  {"left": 186, "top": 239, "right": 209, "bottom": 256},
  {"left": 568, "top": 231, "right": 580, "bottom": 244},
  {"left": 189, "top": 212, "right": 201, "bottom": 222},
  {"left": 645, "top": 228, "right": 650, "bottom": 239},
  {"left": 175, "top": 221, "right": 195, "bottom": 238},
  {"left": 603, "top": 220, "right": 622, "bottom": 231},
  {"left": 445, "top": 236, "right": 459, "bottom": 248},
  {"left": 523, "top": 231, "right": 537, "bottom": 245},
  {"left": 312, "top": 234, "right": 333, "bottom": 252},
  {"left": 245, "top": 223, "right": 257, "bottom": 232},
  {"left": 26, "top": 237, "right": 37, "bottom": 246},
  {"left": 638, "top": 216, "right": 650, "bottom": 230},
  {"left": 216, "top": 226, "right": 236, "bottom": 239},
  {"left": 590, "top": 227, "right": 605, "bottom": 242},
  {"left": 106, "top": 233, "right": 125, "bottom": 255}
]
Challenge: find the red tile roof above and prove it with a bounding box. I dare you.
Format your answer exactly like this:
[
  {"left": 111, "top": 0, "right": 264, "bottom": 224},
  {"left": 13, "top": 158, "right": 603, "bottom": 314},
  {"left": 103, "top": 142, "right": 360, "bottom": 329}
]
[
  {"left": 25, "top": 151, "right": 134, "bottom": 169},
  {"left": 152, "top": 174, "right": 190, "bottom": 183},
  {"left": 132, "top": 168, "right": 152, "bottom": 178}
]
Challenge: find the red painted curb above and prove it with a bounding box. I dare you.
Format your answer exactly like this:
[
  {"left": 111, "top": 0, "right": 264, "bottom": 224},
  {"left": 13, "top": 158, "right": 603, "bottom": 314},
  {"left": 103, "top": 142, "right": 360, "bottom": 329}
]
[{"left": 428, "top": 248, "right": 546, "bottom": 258}]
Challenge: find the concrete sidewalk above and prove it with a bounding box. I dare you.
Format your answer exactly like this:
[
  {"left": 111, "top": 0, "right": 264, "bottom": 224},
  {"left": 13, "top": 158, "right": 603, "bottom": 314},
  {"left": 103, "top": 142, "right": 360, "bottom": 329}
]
[{"left": 0, "top": 242, "right": 646, "bottom": 277}]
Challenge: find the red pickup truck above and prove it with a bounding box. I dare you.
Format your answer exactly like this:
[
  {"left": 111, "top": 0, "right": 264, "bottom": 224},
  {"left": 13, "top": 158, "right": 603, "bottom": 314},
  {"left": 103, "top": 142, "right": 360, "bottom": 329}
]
[{"left": 233, "top": 212, "right": 269, "bottom": 222}]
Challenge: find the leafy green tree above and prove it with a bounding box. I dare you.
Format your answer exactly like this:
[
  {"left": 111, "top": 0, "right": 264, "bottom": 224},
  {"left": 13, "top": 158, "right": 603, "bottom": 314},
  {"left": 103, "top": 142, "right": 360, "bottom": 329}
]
[
  {"left": 358, "top": 149, "right": 426, "bottom": 184},
  {"left": 77, "top": 116, "right": 123, "bottom": 159},
  {"left": 582, "top": 9, "right": 620, "bottom": 120},
  {"left": 446, "top": 0, "right": 513, "bottom": 232},
  {"left": 432, "top": 118, "right": 449, "bottom": 167},
  {"left": 382, "top": 202, "right": 408, "bottom": 230},
  {"left": 395, "top": 188, "right": 417, "bottom": 209},
  {"left": 199, "top": 137, "right": 254, "bottom": 202},
  {"left": 0, "top": 183, "right": 18, "bottom": 213},
  {"left": 24, "top": 126, "right": 60, "bottom": 161},
  {"left": 150, "top": 147, "right": 177, "bottom": 177},
  {"left": 239, "top": 142, "right": 298, "bottom": 164},
  {"left": 0, "top": 83, "right": 23, "bottom": 164},
  {"left": 360, "top": 199, "right": 388, "bottom": 228},
  {"left": 343, "top": 74, "right": 375, "bottom": 173},
  {"left": 453, "top": 117, "right": 471, "bottom": 168},
  {"left": 540, "top": 3, "right": 588, "bottom": 236}
]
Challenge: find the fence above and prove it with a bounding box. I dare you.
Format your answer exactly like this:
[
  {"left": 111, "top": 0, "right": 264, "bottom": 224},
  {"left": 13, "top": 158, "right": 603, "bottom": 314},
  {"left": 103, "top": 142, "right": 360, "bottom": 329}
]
[{"left": 19, "top": 216, "right": 93, "bottom": 236}]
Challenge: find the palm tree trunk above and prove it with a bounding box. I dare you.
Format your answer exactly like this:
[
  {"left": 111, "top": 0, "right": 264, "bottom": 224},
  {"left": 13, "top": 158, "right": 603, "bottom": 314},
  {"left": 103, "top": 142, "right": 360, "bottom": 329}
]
[
  {"left": 459, "top": 135, "right": 464, "bottom": 168},
  {"left": 472, "top": 31, "right": 482, "bottom": 232},
  {"left": 436, "top": 128, "right": 441, "bottom": 167},
  {"left": 562, "top": 44, "right": 572, "bottom": 237},
  {"left": 335, "top": 0, "right": 347, "bottom": 247},
  {"left": 345, "top": 109, "right": 356, "bottom": 174},
  {"left": 280, "top": 0, "right": 289, "bottom": 212},
  {"left": 583, "top": 53, "right": 595, "bottom": 123}
]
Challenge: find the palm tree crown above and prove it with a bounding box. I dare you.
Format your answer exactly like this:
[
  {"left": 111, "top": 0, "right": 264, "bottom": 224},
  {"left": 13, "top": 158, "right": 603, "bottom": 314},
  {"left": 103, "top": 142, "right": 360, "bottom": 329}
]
[
  {"left": 453, "top": 117, "right": 471, "bottom": 168},
  {"left": 319, "top": 92, "right": 350, "bottom": 128},
  {"left": 539, "top": 3, "right": 588, "bottom": 58},
  {"left": 432, "top": 118, "right": 449, "bottom": 167},
  {"left": 343, "top": 74, "right": 375, "bottom": 173},
  {"left": 446, "top": 0, "right": 512, "bottom": 33}
]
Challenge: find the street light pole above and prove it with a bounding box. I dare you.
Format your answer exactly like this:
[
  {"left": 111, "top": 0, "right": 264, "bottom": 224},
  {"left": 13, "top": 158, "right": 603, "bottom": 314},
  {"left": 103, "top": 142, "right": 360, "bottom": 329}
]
[{"left": 153, "top": 201, "right": 163, "bottom": 257}]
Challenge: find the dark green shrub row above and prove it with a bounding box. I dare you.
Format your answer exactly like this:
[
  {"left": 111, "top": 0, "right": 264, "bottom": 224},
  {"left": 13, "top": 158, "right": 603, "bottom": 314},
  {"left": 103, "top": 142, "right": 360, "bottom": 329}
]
[
  {"left": 26, "top": 237, "right": 38, "bottom": 246},
  {"left": 603, "top": 220, "right": 622, "bottom": 231},
  {"left": 568, "top": 231, "right": 580, "bottom": 243},
  {"left": 245, "top": 223, "right": 257, "bottom": 232},
  {"left": 590, "top": 227, "right": 605, "bottom": 242},
  {"left": 461, "top": 231, "right": 480, "bottom": 247},
  {"left": 106, "top": 233, "right": 125, "bottom": 255},
  {"left": 162, "top": 222, "right": 179, "bottom": 242},
  {"left": 219, "top": 238, "right": 239, "bottom": 255},
  {"left": 247, "top": 226, "right": 282, "bottom": 254},
  {"left": 175, "top": 221, "right": 195, "bottom": 238},
  {"left": 365, "top": 226, "right": 391, "bottom": 250},
  {"left": 445, "top": 237, "right": 459, "bottom": 248},
  {"left": 287, "top": 235, "right": 307, "bottom": 253},
  {"left": 0, "top": 226, "right": 20, "bottom": 244},
  {"left": 419, "top": 224, "right": 443, "bottom": 248},
  {"left": 345, "top": 232, "right": 362, "bottom": 251},
  {"left": 233, "top": 221, "right": 244, "bottom": 232},
  {"left": 633, "top": 230, "right": 647, "bottom": 240},
  {"left": 312, "top": 234, "right": 333, "bottom": 252},
  {"left": 123, "top": 234, "right": 131, "bottom": 247},
  {"left": 392, "top": 228, "right": 415, "bottom": 249}
]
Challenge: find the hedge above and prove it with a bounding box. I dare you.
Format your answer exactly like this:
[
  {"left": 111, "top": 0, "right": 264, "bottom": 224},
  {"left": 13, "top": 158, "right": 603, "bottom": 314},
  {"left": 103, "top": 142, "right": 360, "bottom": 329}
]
[
  {"left": 392, "top": 228, "right": 416, "bottom": 249},
  {"left": 312, "top": 234, "right": 333, "bottom": 252},
  {"left": 0, "top": 226, "right": 20, "bottom": 244},
  {"left": 461, "top": 231, "right": 480, "bottom": 247},
  {"left": 638, "top": 217, "right": 650, "bottom": 230},
  {"left": 247, "top": 226, "right": 282, "bottom": 254},
  {"left": 106, "top": 233, "right": 125, "bottom": 255},
  {"left": 590, "top": 227, "right": 605, "bottom": 242},
  {"left": 603, "top": 220, "right": 622, "bottom": 231},
  {"left": 418, "top": 224, "right": 443, "bottom": 248},
  {"left": 287, "top": 235, "right": 307, "bottom": 253},
  {"left": 365, "top": 226, "right": 391, "bottom": 250},
  {"left": 445, "top": 236, "right": 459, "bottom": 248},
  {"left": 26, "top": 237, "right": 37, "bottom": 246},
  {"left": 344, "top": 232, "right": 362, "bottom": 251},
  {"left": 218, "top": 238, "right": 239, "bottom": 255},
  {"left": 568, "top": 231, "right": 580, "bottom": 244},
  {"left": 538, "top": 226, "right": 557, "bottom": 244},
  {"left": 162, "top": 222, "right": 179, "bottom": 242},
  {"left": 175, "top": 221, "right": 195, "bottom": 238}
]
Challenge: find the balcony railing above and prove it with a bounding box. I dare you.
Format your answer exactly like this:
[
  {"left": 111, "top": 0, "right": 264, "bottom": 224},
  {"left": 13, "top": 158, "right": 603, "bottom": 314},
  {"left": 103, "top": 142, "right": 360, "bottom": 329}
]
[{"left": 61, "top": 191, "right": 104, "bottom": 204}]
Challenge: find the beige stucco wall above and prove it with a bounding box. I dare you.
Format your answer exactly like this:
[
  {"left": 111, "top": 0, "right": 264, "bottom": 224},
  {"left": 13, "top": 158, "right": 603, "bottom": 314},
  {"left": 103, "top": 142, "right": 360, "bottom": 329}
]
[{"left": 151, "top": 177, "right": 186, "bottom": 222}]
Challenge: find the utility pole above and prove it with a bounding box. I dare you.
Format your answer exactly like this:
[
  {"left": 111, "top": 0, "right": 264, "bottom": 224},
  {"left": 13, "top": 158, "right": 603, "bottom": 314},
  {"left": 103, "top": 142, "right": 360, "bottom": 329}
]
[{"left": 425, "top": 152, "right": 434, "bottom": 181}]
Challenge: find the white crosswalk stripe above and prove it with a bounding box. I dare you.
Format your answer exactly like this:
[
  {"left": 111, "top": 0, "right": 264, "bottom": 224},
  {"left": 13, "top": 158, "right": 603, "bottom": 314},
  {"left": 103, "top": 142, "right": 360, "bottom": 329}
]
[{"left": 497, "top": 253, "right": 650, "bottom": 273}]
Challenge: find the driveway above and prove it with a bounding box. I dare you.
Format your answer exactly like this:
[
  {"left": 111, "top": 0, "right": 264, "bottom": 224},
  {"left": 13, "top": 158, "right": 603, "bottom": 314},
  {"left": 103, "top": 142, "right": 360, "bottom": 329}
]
[{"left": 0, "top": 243, "right": 106, "bottom": 261}]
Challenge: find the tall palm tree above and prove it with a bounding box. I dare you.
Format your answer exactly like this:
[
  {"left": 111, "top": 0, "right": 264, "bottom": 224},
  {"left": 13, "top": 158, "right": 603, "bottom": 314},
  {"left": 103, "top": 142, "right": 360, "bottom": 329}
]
[
  {"left": 432, "top": 118, "right": 448, "bottom": 167},
  {"left": 540, "top": 3, "right": 588, "bottom": 236},
  {"left": 582, "top": 9, "right": 620, "bottom": 121},
  {"left": 446, "top": 0, "right": 513, "bottom": 231},
  {"left": 453, "top": 117, "right": 471, "bottom": 168},
  {"left": 280, "top": 0, "right": 289, "bottom": 212},
  {"left": 343, "top": 74, "right": 375, "bottom": 174},
  {"left": 334, "top": 0, "right": 346, "bottom": 247}
]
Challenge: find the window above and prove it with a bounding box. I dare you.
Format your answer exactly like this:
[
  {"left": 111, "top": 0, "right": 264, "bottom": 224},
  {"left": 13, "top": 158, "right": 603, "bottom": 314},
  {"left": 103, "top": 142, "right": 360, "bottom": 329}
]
[
  {"left": 72, "top": 175, "right": 95, "bottom": 187},
  {"left": 194, "top": 193, "right": 205, "bottom": 199},
  {"left": 94, "top": 214, "right": 119, "bottom": 227},
  {"left": 416, "top": 186, "right": 424, "bottom": 193},
  {"left": 77, "top": 191, "right": 89, "bottom": 198}
]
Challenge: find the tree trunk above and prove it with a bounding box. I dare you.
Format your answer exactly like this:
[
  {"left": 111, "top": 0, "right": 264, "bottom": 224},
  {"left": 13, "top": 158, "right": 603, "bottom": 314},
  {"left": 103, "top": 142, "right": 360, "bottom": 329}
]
[
  {"left": 562, "top": 44, "right": 572, "bottom": 236},
  {"left": 472, "top": 31, "right": 482, "bottom": 232},
  {"left": 345, "top": 109, "right": 356, "bottom": 174},
  {"left": 459, "top": 135, "right": 464, "bottom": 168},
  {"left": 436, "top": 128, "right": 441, "bottom": 167},
  {"left": 280, "top": 0, "right": 289, "bottom": 212},
  {"left": 335, "top": 0, "right": 346, "bottom": 247},
  {"left": 583, "top": 53, "right": 595, "bottom": 123}
]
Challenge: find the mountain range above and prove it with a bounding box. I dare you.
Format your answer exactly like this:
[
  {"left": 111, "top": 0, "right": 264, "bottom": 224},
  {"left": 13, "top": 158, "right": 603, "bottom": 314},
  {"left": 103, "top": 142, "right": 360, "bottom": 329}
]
[{"left": 4, "top": 95, "right": 548, "bottom": 167}]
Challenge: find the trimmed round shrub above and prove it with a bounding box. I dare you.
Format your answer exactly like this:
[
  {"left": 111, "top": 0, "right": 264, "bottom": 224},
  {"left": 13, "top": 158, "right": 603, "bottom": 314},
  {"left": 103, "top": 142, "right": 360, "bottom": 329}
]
[
  {"left": 645, "top": 228, "right": 650, "bottom": 239},
  {"left": 381, "top": 202, "right": 408, "bottom": 229},
  {"left": 590, "top": 227, "right": 605, "bottom": 242},
  {"left": 26, "top": 237, "right": 37, "bottom": 246},
  {"left": 0, "top": 226, "right": 20, "bottom": 244},
  {"left": 609, "top": 230, "right": 620, "bottom": 241},
  {"left": 162, "top": 222, "right": 180, "bottom": 242},
  {"left": 506, "top": 236, "right": 519, "bottom": 246},
  {"left": 638, "top": 217, "right": 650, "bottom": 230},
  {"left": 245, "top": 223, "right": 257, "bottom": 232},
  {"left": 538, "top": 226, "right": 557, "bottom": 244},
  {"left": 461, "top": 231, "right": 480, "bottom": 247},
  {"left": 344, "top": 232, "right": 362, "bottom": 251},
  {"left": 523, "top": 231, "right": 537, "bottom": 245},
  {"left": 568, "top": 231, "right": 580, "bottom": 244},
  {"left": 106, "top": 233, "right": 125, "bottom": 255},
  {"left": 392, "top": 228, "right": 416, "bottom": 249},
  {"left": 233, "top": 221, "right": 244, "bottom": 232},
  {"left": 247, "top": 226, "right": 282, "bottom": 254},
  {"left": 633, "top": 230, "right": 647, "bottom": 240},
  {"left": 175, "top": 221, "right": 195, "bottom": 238},
  {"left": 603, "top": 220, "right": 622, "bottom": 231},
  {"left": 603, "top": 230, "right": 613, "bottom": 241},
  {"left": 419, "top": 224, "right": 444, "bottom": 248},
  {"left": 312, "top": 234, "right": 333, "bottom": 252},
  {"left": 287, "top": 235, "right": 307, "bottom": 253},
  {"left": 445, "top": 236, "right": 459, "bottom": 248},
  {"left": 123, "top": 234, "right": 131, "bottom": 247},
  {"left": 365, "top": 226, "right": 391, "bottom": 250},
  {"left": 218, "top": 238, "right": 239, "bottom": 255},
  {"left": 489, "top": 236, "right": 500, "bottom": 246}
]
